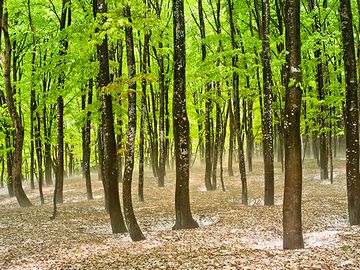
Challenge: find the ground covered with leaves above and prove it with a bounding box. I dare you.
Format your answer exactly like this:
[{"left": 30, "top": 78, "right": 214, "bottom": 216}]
[{"left": 1, "top": 160, "right": 359, "bottom": 269}]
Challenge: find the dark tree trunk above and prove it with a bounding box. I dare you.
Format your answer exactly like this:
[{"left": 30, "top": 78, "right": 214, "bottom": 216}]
[
  {"left": 261, "top": 0, "right": 274, "bottom": 205},
  {"left": 0, "top": 157, "right": 4, "bottom": 188},
  {"left": 309, "top": 0, "right": 328, "bottom": 180},
  {"left": 95, "top": 0, "right": 127, "bottom": 233},
  {"left": 228, "top": 100, "right": 234, "bottom": 176},
  {"left": 82, "top": 80, "right": 93, "bottom": 200},
  {"left": 227, "top": 0, "right": 248, "bottom": 205},
  {"left": 339, "top": 0, "right": 360, "bottom": 225},
  {"left": 6, "top": 135, "right": 14, "bottom": 197},
  {"left": 172, "top": 0, "right": 199, "bottom": 230},
  {"left": 139, "top": 27, "right": 151, "bottom": 201},
  {"left": 54, "top": 0, "right": 71, "bottom": 206},
  {"left": 2, "top": 11, "right": 31, "bottom": 207},
  {"left": 55, "top": 94, "right": 64, "bottom": 205},
  {"left": 197, "top": 0, "right": 213, "bottom": 191},
  {"left": 158, "top": 41, "right": 166, "bottom": 187},
  {"left": 283, "top": 0, "right": 304, "bottom": 249},
  {"left": 35, "top": 112, "right": 44, "bottom": 204},
  {"left": 123, "top": 5, "right": 145, "bottom": 241},
  {"left": 43, "top": 78, "right": 53, "bottom": 186},
  {"left": 116, "top": 39, "right": 124, "bottom": 183},
  {"left": 28, "top": 0, "right": 43, "bottom": 202},
  {"left": 98, "top": 126, "right": 108, "bottom": 211}
]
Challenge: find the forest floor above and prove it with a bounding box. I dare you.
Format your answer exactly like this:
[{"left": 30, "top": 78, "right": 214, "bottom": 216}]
[{"left": 1, "top": 159, "right": 360, "bottom": 269}]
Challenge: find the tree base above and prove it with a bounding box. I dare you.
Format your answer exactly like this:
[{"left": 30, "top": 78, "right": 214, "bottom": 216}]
[{"left": 172, "top": 218, "right": 199, "bottom": 230}]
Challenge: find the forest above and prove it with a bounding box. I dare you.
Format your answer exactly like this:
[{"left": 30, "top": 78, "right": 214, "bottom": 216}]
[{"left": 1, "top": 0, "right": 360, "bottom": 268}]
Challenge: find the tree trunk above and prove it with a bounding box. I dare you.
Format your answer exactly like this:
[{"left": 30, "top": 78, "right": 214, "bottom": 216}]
[
  {"left": 0, "top": 157, "right": 4, "bottom": 188},
  {"left": 339, "top": 0, "right": 360, "bottom": 225},
  {"left": 6, "top": 135, "right": 14, "bottom": 197},
  {"left": 82, "top": 81, "right": 93, "bottom": 200},
  {"left": 138, "top": 30, "right": 151, "bottom": 202},
  {"left": 172, "top": 0, "right": 199, "bottom": 230},
  {"left": 261, "top": 0, "right": 274, "bottom": 205},
  {"left": 54, "top": 0, "right": 71, "bottom": 206},
  {"left": 158, "top": 41, "right": 166, "bottom": 187},
  {"left": 95, "top": 0, "right": 127, "bottom": 233},
  {"left": 283, "top": 0, "right": 304, "bottom": 249},
  {"left": 228, "top": 100, "right": 234, "bottom": 176},
  {"left": 2, "top": 10, "right": 31, "bottom": 207},
  {"left": 227, "top": 0, "right": 248, "bottom": 205},
  {"left": 309, "top": 0, "right": 328, "bottom": 180},
  {"left": 123, "top": 5, "right": 145, "bottom": 241},
  {"left": 35, "top": 112, "right": 44, "bottom": 204}
]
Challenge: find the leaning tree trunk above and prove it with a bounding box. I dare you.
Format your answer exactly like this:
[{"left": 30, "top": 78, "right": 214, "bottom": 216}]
[
  {"left": 123, "top": 5, "right": 145, "bottom": 241},
  {"left": 172, "top": 0, "right": 199, "bottom": 230},
  {"left": 283, "top": 0, "right": 304, "bottom": 249},
  {"left": 339, "top": 0, "right": 360, "bottom": 225},
  {"left": 95, "top": 0, "right": 127, "bottom": 233},
  {"left": 2, "top": 10, "right": 32, "bottom": 207}
]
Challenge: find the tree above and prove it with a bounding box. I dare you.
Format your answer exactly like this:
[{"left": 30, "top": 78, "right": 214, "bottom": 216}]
[
  {"left": 1, "top": 5, "right": 32, "bottom": 207},
  {"left": 95, "top": 0, "right": 127, "bottom": 233},
  {"left": 227, "top": 0, "right": 248, "bottom": 205},
  {"left": 339, "top": 0, "right": 360, "bottom": 225},
  {"left": 283, "top": 0, "right": 304, "bottom": 249},
  {"left": 123, "top": 4, "right": 145, "bottom": 241},
  {"left": 261, "top": 0, "right": 274, "bottom": 205},
  {"left": 172, "top": 0, "right": 198, "bottom": 230},
  {"left": 82, "top": 80, "right": 93, "bottom": 201},
  {"left": 54, "top": 0, "right": 71, "bottom": 205}
]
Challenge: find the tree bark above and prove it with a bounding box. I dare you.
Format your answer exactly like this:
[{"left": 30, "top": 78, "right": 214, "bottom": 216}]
[
  {"left": 2, "top": 10, "right": 32, "bottom": 207},
  {"left": 54, "top": 0, "right": 71, "bottom": 206},
  {"left": 95, "top": 0, "right": 127, "bottom": 233},
  {"left": 123, "top": 5, "right": 145, "bottom": 241},
  {"left": 339, "top": 0, "right": 360, "bottom": 225},
  {"left": 261, "top": 0, "right": 274, "bottom": 205},
  {"left": 5, "top": 134, "right": 14, "bottom": 197},
  {"left": 283, "top": 0, "right": 304, "bottom": 249},
  {"left": 172, "top": 0, "right": 199, "bottom": 230},
  {"left": 82, "top": 80, "right": 93, "bottom": 200},
  {"left": 227, "top": 0, "right": 248, "bottom": 205}
]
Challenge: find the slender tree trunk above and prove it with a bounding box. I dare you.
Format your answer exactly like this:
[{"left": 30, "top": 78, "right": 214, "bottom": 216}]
[
  {"left": 172, "top": 0, "right": 199, "bottom": 230},
  {"left": 95, "top": 0, "right": 127, "bottom": 233},
  {"left": 283, "top": 0, "right": 304, "bottom": 249},
  {"left": 228, "top": 0, "right": 248, "bottom": 205},
  {"left": 339, "top": 0, "right": 360, "bottom": 225},
  {"left": 261, "top": 0, "right": 274, "bottom": 205},
  {"left": 149, "top": 83, "right": 159, "bottom": 178},
  {"left": 228, "top": 100, "right": 234, "bottom": 176},
  {"left": 197, "top": 0, "right": 213, "bottom": 191},
  {"left": 82, "top": 81, "right": 93, "bottom": 200},
  {"left": 309, "top": 0, "right": 328, "bottom": 180},
  {"left": 54, "top": 0, "right": 71, "bottom": 207},
  {"left": 2, "top": 10, "right": 31, "bottom": 207},
  {"left": 6, "top": 135, "right": 14, "bottom": 197},
  {"left": 35, "top": 112, "right": 44, "bottom": 204},
  {"left": 123, "top": 5, "right": 145, "bottom": 241},
  {"left": 158, "top": 41, "right": 166, "bottom": 187},
  {"left": 138, "top": 30, "right": 151, "bottom": 202},
  {"left": 0, "top": 157, "right": 4, "bottom": 188}
]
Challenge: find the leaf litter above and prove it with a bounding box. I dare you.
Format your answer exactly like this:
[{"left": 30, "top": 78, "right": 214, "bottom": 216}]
[{"left": 0, "top": 160, "right": 360, "bottom": 269}]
